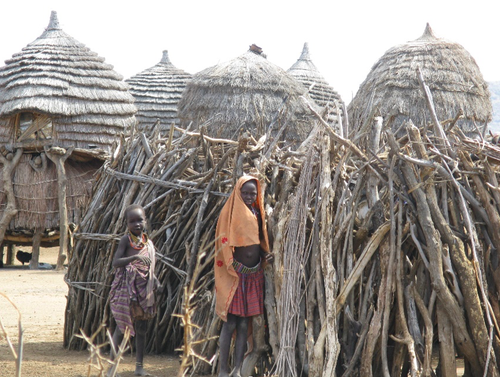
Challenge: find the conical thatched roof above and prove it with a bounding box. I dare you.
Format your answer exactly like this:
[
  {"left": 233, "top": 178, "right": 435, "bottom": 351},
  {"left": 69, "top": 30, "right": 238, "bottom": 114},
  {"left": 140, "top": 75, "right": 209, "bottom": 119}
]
[
  {"left": 0, "top": 11, "right": 136, "bottom": 151},
  {"left": 348, "top": 24, "right": 492, "bottom": 136},
  {"left": 177, "top": 46, "right": 317, "bottom": 142},
  {"left": 126, "top": 51, "right": 192, "bottom": 134},
  {"left": 288, "top": 43, "right": 344, "bottom": 124}
]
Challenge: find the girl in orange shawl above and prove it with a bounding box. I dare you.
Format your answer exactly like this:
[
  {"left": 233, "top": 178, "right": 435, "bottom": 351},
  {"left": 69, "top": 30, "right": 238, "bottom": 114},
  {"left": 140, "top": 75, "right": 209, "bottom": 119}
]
[{"left": 214, "top": 176, "right": 273, "bottom": 377}]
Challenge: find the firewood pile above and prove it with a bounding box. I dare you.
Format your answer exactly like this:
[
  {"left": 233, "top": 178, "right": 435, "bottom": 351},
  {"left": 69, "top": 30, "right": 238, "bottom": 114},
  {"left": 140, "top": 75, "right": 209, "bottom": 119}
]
[{"left": 64, "top": 100, "right": 500, "bottom": 376}]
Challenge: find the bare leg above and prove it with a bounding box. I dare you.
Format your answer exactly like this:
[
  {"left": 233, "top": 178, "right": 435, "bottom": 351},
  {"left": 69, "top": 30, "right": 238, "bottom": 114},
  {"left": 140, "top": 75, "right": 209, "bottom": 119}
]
[
  {"left": 218, "top": 314, "right": 237, "bottom": 377},
  {"left": 110, "top": 327, "right": 124, "bottom": 359},
  {"left": 108, "top": 327, "right": 124, "bottom": 376},
  {"left": 134, "top": 320, "right": 152, "bottom": 376},
  {"left": 231, "top": 317, "right": 249, "bottom": 377}
]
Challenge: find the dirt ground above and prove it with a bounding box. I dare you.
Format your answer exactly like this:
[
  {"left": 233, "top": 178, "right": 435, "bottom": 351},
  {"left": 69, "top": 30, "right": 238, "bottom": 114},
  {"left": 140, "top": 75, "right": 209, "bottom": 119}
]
[
  {"left": 1, "top": 247, "right": 467, "bottom": 376},
  {"left": 0, "top": 247, "right": 180, "bottom": 377}
]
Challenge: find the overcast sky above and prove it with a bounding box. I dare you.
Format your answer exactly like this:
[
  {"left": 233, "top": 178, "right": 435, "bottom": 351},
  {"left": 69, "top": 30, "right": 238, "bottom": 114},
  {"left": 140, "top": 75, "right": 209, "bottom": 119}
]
[{"left": 1, "top": 0, "right": 498, "bottom": 105}]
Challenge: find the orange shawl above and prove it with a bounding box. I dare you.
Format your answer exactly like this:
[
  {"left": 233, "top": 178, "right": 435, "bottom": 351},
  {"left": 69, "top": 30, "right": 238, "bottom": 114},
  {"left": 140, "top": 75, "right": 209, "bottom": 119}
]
[{"left": 214, "top": 175, "right": 270, "bottom": 321}]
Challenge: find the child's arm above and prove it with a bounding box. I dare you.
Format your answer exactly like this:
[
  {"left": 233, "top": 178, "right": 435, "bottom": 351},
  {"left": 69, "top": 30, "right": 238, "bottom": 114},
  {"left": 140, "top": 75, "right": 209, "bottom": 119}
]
[{"left": 112, "top": 235, "right": 151, "bottom": 267}]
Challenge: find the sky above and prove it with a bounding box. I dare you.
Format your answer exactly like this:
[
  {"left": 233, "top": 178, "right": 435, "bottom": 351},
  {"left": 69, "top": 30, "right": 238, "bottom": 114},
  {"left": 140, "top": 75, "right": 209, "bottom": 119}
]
[{"left": 1, "top": 0, "right": 499, "bottom": 105}]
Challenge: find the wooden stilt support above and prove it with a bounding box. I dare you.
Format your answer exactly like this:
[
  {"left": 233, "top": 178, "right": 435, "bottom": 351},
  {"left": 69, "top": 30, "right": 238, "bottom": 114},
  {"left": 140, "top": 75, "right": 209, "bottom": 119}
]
[
  {"left": 0, "top": 148, "right": 23, "bottom": 248},
  {"left": 45, "top": 146, "right": 74, "bottom": 270},
  {"left": 6, "top": 244, "right": 14, "bottom": 265},
  {"left": 29, "top": 228, "right": 42, "bottom": 270}
]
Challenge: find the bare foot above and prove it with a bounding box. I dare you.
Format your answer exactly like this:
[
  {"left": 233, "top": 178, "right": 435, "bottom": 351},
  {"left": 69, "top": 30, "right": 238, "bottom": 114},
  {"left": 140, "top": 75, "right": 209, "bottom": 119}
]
[{"left": 134, "top": 365, "right": 154, "bottom": 376}]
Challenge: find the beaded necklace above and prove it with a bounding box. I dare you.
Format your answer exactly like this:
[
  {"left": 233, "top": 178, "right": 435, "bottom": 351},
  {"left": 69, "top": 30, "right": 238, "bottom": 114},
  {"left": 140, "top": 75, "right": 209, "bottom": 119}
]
[
  {"left": 128, "top": 231, "right": 148, "bottom": 250},
  {"left": 250, "top": 206, "right": 259, "bottom": 217}
]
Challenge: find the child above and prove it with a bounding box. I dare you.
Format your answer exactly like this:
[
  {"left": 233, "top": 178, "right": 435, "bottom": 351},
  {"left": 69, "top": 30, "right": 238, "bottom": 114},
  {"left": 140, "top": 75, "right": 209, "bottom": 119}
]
[
  {"left": 214, "top": 176, "right": 273, "bottom": 377},
  {"left": 109, "top": 204, "right": 159, "bottom": 376}
]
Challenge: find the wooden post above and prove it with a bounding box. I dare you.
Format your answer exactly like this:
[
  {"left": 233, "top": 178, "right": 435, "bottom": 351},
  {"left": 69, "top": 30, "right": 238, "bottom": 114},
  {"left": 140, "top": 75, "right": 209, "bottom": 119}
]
[
  {"left": 366, "top": 116, "right": 382, "bottom": 208},
  {"left": 0, "top": 148, "right": 23, "bottom": 247},
  {"left": 6, "top": 244, "right": 14, "bottom": 265},
  {"left": 29, "top": 229, "right": 42, "bottom": 270},
  {"left": 45, "top": 146, "right": 74, "bottom": 270}
]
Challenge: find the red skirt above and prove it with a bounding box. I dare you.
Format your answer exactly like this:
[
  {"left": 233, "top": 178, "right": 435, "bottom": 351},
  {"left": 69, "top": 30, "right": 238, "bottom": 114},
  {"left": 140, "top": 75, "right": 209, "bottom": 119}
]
[{"left": 228, "top": 260, "right": 264, "bottom": 317}]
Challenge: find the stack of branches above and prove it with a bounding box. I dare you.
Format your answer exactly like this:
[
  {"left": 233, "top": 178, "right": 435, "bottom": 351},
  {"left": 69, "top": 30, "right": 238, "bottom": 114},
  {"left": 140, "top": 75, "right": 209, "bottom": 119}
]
[
  {"left": 63, "top": 122, "right": 306, "bottom": 355},
  {"left": 188, "top": 101, "right": 500, "bottom": 376},
  {"left": 65, "top": 95, "right": 500, "bottom": 377}
]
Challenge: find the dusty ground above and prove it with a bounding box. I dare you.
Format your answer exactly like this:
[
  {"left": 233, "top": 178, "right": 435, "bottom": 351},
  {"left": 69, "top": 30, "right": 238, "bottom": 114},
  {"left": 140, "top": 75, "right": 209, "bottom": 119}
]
[
  {"left": 0, "top": 247, "right": 180, "bottom": 377},
  {"left": 1, "top": 247, "right": 467, "bottom": 376}
]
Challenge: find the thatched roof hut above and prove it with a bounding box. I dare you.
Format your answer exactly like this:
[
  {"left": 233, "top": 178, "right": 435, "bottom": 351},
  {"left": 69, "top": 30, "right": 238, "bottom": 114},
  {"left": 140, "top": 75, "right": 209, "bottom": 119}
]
[
  {"left": 0, "top": 11, "right": 136, "bottom": 152},
  {"left": 126, "top": 51, "right": 192, "bottom": 134},
  {"left": 348, "top": 24, "right": 492, "bottom": 136},
  {"left": 177, "top": 46, "right": 318, "bottom": 142},
  {"left": 287, "top": 43, "right": 344, "bottom": 126},
  {"left": 0, "top": 11, "right": 135, "bottom": 267}
]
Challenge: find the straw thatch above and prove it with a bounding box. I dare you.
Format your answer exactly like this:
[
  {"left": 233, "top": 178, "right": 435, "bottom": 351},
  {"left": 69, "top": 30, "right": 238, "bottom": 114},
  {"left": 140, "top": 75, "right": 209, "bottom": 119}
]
[
  {"left": 348, "top": 24, "right": 492, "bottom": 136},
  {"left": 177, "top": 46, "right": 320, "bottom": 142},
  {"left": 126, "top": 51, "right": 192, "bottom": 135},
  {"left": 288, "top": 43, "right": 344, "bottom": 128},
  {"left": 0, "top": 11, "right": 136, "bottom": 152}
]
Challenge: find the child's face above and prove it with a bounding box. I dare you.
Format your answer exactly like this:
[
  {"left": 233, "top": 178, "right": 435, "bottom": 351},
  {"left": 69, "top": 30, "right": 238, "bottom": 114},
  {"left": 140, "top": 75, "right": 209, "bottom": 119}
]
[
  {"left": 127, "top": 208, "right": 146, "bottom": 236},
  {"left": 240, "top": 181, "right": 258, "bottom": 207}
]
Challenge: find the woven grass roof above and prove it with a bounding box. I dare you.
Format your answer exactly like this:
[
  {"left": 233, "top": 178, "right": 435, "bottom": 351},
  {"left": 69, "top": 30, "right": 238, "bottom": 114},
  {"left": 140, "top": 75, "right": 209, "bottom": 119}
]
[
  {"left": 0, "top": 11, "right": 136, "bottom": 151},
  {"left": 177, "top": 47, "right": 317, "bottom": 142},
  {"left": 126, "top": 51, "right": 192, "bottom": 135},
  {"left": 288, "top": 43, "right": 344, "bottom": 124},
  {"left": 348, "top": 24, "right": 492, "bottom": 136}
]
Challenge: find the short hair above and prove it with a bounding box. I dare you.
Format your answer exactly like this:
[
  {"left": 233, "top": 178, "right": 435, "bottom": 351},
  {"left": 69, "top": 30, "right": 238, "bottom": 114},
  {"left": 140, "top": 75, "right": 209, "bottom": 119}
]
[{"left": 125, "top": 204, "right": 145, "bottom": 218}]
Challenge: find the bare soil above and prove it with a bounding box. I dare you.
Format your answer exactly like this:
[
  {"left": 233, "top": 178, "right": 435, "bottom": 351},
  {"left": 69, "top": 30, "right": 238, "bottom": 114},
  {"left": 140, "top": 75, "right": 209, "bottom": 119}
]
[{"left": 0, "top": 247, "right": 180, "bottom": 376}]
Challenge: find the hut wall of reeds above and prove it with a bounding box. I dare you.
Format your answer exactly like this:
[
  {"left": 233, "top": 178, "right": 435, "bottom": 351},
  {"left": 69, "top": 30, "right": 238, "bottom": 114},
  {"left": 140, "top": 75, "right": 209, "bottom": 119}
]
[
  {"left": 0, "top": 154, "right": 100, "bottom": 244},
  {"left": 126, "top": 51, "right": 192, "bottom": 135},
  {"left": 287, "top": 43, "right": 344, "bottom": 129},
  {"left": 348, "top": 24, "right": 492, "bottom": 137},
  {"left": 177, "top": 46, "right": 321, "bottom": 143}
]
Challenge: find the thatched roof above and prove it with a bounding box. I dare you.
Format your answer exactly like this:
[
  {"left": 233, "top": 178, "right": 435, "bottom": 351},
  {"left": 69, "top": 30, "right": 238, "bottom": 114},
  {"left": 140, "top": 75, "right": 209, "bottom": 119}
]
[
  {"left": 0, "top": 11, "right": 136, "bottom": 151},
  {"left": 177, "top": 47, "right": 317, "bottom": 142},
  {"left": 348, "top": 24, "right": 492, "bottom": 136},
  {"left": 126, "top": 51, "right": 192, "bottom": 134},
  {"left": 287, "top": 43, "right": 344, "bottom": 124}
]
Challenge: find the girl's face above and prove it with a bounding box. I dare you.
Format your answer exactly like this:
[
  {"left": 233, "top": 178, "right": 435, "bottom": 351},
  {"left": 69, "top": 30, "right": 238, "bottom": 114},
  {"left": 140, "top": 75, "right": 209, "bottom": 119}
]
[
  {"left": 127, "top": 208, "right": 146, "bottom": 236},
  {"left": 240, "top": 181, "right": 258, "bottom": 207}
]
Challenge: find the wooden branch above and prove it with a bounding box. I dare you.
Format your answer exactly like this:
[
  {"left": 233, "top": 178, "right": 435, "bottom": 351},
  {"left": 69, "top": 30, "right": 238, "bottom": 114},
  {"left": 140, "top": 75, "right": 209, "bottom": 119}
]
[
  {"left": 416, "top": 66, "right": 456, "bottom": 159},
  {"left": 335, "top": 222, "right": 390, "bottom": 313},
  {"left": 411, "top": 284, "right": 433, "bottom": 377},
  {"left": 390, "top": 129, "right": 482, "bottom": 374},
  {"left": 173, "top": 126, "right": 239, "bottom": 145},
  {"left": 0, "top": 148, "right": 23, "bottom": 246},
  {"left": 45, "top": 145, "right": 74, "bottom": 270}
]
